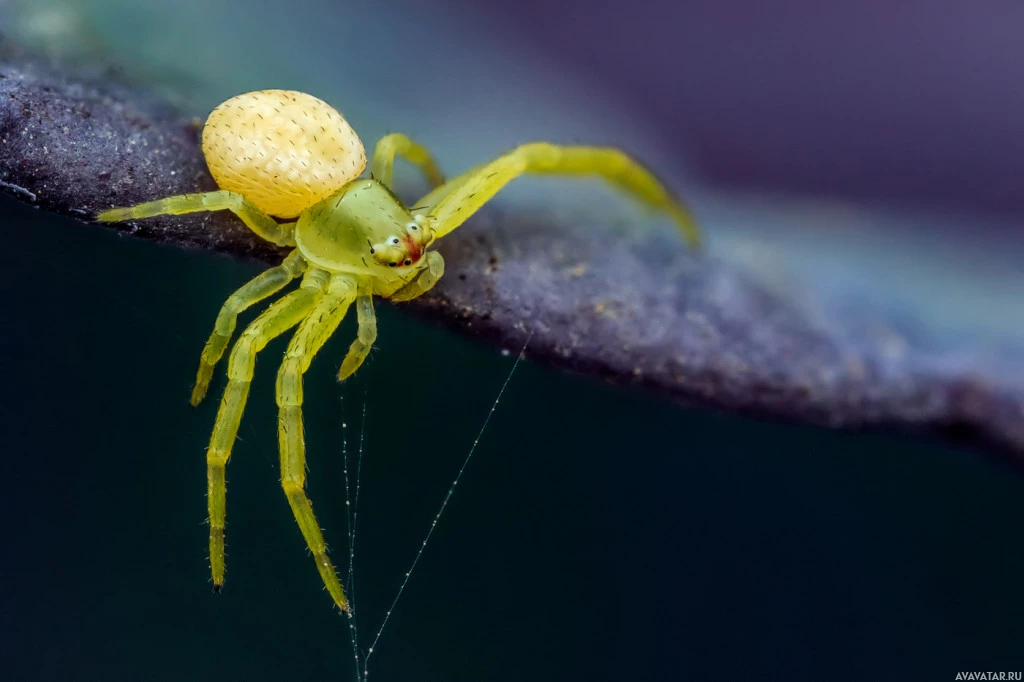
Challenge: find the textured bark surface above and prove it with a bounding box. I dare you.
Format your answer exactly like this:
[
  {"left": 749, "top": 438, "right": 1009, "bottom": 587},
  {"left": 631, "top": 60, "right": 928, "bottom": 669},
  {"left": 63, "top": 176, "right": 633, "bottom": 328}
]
[{"left": 2, "top": 52, "right": 1021, "bottom": 458}]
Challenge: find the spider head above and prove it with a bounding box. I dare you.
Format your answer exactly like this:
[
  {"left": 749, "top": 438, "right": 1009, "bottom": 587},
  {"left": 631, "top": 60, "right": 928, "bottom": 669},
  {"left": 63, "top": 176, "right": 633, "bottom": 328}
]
[
  {"left": 294, "top": 178, "right": 438, "bottom": 277},
  {"left": 368, "top": 213, "right": 435, "bottom": 269}
]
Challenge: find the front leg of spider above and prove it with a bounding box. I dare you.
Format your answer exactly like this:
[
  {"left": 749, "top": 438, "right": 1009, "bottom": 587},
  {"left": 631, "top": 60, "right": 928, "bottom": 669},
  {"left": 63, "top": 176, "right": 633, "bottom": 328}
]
[{"left": 420, "top": 141, "right": 701, "bottom": 246}]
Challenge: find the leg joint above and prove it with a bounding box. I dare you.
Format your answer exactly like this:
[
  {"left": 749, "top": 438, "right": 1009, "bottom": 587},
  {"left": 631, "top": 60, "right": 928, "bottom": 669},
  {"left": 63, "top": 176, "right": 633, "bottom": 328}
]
[
  {"left": 357, "top": 323, "right": 377, "bottom": 344},
  {"left": 281, "top": 479, "right": 305, "bottom": 493}
]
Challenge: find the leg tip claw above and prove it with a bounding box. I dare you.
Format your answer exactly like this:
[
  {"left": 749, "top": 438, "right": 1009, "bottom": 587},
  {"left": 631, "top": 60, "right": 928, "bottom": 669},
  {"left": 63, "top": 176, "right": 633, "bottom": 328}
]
[{"left": 190, "top": 385, "right": 208, "bottom": 406}]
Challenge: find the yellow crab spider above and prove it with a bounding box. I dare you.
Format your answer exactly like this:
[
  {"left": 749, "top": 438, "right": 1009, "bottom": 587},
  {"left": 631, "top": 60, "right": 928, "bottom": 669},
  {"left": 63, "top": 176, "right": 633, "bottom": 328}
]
[{"left": 97, "top": 89, "right": 700, "bottom": 612}]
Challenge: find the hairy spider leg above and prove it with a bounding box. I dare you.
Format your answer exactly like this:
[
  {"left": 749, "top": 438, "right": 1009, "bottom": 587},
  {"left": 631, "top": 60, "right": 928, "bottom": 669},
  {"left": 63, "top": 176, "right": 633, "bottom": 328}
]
[
  {"left": 422, "top": 142, "right": 701, "bottom": 247},
  {"left": 388, "top": 251, "right": 445, "bottom": 303},
  {"left": 191, "top": 250, "right": 308, "bottom": 405},
  {"left": 337, "top": 291, "right": 378, "bottom": 381},
  {"left": 370, "top": 133, "right": 445, "bottom": 189},
  {"left": 207, "top": 272, "right": 326, "bottom": 591},
  {"left": 97, "top": 189, "right": 297, "bottom": 247},
  {"left": 276, "top": 274, "right": 359, "bottom": 610}
]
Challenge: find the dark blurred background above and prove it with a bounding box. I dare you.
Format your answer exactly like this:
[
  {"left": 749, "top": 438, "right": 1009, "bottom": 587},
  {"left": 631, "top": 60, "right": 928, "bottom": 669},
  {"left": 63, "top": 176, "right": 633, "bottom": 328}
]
[{"left": 2, "top": 1, "right": 1023, "bottom": 680}]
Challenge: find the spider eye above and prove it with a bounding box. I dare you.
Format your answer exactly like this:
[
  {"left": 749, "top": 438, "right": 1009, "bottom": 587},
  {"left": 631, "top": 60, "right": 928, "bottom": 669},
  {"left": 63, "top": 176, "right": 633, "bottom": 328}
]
[
  {"left": 392, "top": 238, "right": 400, "bottom": 244},
  {"left": 389, "top": 262, "right": 397, "bottom": 267},
  {"left": 404, "top": 259, "right": 412, "bottom": 266},
  {"left": 369, "top": 248, "right": 375, "bottom": 254}
]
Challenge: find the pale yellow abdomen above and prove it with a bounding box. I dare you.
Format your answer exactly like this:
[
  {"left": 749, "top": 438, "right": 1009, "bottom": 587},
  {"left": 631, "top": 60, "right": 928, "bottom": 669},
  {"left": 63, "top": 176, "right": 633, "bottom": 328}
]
[{"left": 201, "top": 90, "right": 366, "bottom": 218}]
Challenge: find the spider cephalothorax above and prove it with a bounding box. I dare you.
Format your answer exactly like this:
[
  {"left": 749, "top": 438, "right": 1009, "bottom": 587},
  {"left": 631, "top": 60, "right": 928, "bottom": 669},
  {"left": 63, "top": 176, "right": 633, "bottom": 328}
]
[{"left": 98, "top": 89, "right": 700, "bottom": 612}]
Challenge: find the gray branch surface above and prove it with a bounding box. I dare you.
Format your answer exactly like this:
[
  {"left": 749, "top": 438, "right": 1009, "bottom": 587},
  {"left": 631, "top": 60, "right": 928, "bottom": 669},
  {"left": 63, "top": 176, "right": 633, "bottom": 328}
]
[{"left": 2, "top": 52, "right": 1022, "bottom": 458}]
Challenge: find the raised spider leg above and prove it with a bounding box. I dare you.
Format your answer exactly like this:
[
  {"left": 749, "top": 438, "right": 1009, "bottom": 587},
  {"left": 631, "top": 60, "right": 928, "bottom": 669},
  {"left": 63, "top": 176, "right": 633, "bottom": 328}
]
[
  {"left": 97, "top": 190, "right": 296, "bottom": 247},
  {"left": 191, "top": 250, "right": 307, "bottom": 406},
  {"left": 388, "top": 251, "right": 445, "bottom": 303},
  {"left": 206, "top": 272, "right": 326, "bottom": 591},
  {"left": 276, "top": 274, "right": 358, "bottom": 610},
  {"left": 423, "top": 142, "right": 701, "bottom": 247},
  {"left": 337, "top": 290, "right": 378, "bottom": 381},
  {"left": 370, "top": 133, "right": 445, "bottom": 190},
  {"left": 413, "top": 162, "right": 483, "bottom": 210}
]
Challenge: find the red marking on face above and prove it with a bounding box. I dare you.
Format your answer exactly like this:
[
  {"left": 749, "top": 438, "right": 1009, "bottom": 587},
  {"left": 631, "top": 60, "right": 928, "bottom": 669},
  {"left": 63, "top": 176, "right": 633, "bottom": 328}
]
[{"left": 401, "top": 234, "right": 423, "bottom": 264}]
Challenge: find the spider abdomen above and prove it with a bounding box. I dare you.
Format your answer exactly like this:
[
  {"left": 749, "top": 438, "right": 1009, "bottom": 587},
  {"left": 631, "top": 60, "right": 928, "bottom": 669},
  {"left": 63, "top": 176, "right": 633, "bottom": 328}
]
[{"left": 201, "top": 90, "right": 366, "bottom": 219}]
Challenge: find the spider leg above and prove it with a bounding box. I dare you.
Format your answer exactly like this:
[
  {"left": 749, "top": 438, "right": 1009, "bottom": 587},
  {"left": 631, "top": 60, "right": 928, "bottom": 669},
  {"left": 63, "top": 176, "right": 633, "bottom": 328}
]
[
  {"left": 191, "top": 250, "right": 308, "bottom": 405},
  {"left": 387, "top": 251, "right": 445, "bottom": 303},
  {"left": 207, "top": 270, "right": 327, "bottom": 592},
  {"left": 276, "top": 274, "right": 358, "bottom": 610},
  {"left": 337, "top": 290, "right": 377, "bottom": 381},
  {"left": 412, "top": 159, "right": 489, "bottom": 210},
  {"left": 422, "top": 142, "right": 700, "bottom": 247},
  {"left": 370, "top": 133, "right": 445, "bottom": 190},
  {"left": 97, "top": 190, "right": 296, "bottom": 247}
]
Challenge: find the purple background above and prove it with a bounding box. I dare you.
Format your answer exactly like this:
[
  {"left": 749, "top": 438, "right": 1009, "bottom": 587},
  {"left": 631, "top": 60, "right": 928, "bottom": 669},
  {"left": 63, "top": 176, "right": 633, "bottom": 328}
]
[{"left": 453, "top": 0, "right": 1024, "bottom": 217}]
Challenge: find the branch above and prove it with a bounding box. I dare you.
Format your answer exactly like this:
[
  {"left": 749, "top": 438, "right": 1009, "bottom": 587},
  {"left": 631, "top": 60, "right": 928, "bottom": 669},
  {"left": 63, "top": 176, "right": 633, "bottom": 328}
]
[{"left": 2, "top": 52, "right": 1022, "bottom": 458}]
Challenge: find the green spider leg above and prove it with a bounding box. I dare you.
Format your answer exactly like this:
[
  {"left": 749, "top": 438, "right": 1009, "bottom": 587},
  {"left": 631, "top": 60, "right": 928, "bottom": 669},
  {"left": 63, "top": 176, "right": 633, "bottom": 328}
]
[
  {"left": 206, "top": 269, "right": 327, "bottom": 592},
  {"left": 370, "top": 133, "right": 445, "bottom": 190},
  {"left": 97, "top": 189, "right": 297, "bottom": 247},
  {"left": 275, "top": 274, "right": 358, "bottom": 611},
  {"left": 420, "top": 142, "right": 701, "bottom": 247},
  {"left": 414, "top": 162, "right": 483, "bottom": 210},
  {"left": 388, "top": 251, "right": 445, "bottom": 303},
  {"left": 191, "top": 250, "right": 307, "bottom": 405},
  {"left": 337, "top": 290, "right": 378, "bottom": 381}
]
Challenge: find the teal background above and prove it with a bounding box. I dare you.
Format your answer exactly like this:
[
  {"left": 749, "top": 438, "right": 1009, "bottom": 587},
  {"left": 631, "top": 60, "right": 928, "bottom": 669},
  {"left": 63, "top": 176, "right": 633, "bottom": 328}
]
[
  {"left": 5, "top": 198, "right": 1024, "bottom": 680},
  {"left": 3, "top": 0, "right": 1024, "bottom": 679}
]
